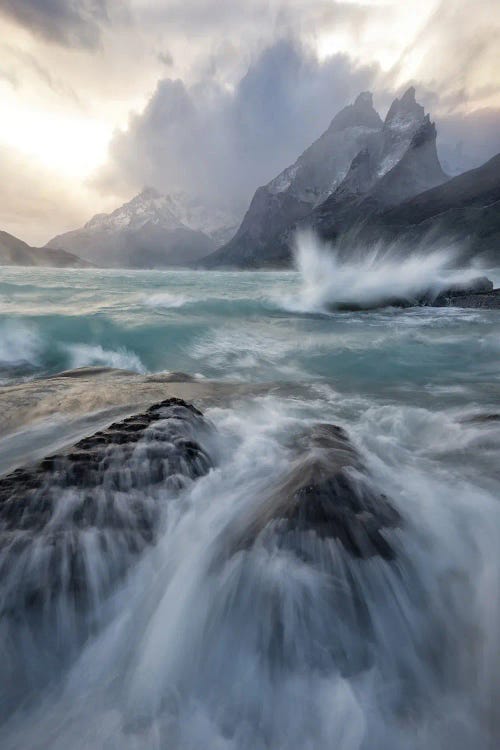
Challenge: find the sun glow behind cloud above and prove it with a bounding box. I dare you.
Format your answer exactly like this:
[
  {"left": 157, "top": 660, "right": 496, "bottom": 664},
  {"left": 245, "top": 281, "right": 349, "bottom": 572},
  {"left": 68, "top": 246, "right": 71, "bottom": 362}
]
[
  {"left": 315, "top": 0, "right": 440, "bottom": 73},
  {"left": 0, "top": 0, "right": 498, "bottom": 245},
  {"left": 0, "top": 90, "right": 112, "bottom": 179}
]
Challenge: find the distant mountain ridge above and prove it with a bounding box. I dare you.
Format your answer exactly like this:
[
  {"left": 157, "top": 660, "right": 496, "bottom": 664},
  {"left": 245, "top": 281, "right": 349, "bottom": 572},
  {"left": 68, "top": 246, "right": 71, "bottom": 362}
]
[
  {"left": 47, "top": 189, "right": 238, "bottom": 269},
  {"left": 0, "top": 231, "right": 90, "bottom": 268},
  {"left": 203, "top": 87, "right": 449, "bottom": 267}
]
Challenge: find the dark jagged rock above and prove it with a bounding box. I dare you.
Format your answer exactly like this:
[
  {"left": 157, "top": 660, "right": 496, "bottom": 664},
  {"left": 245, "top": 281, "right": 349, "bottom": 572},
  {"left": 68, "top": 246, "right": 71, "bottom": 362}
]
[
  {"left": 417, "top": 277, "right": 500, "bottom": 309},
  {"left": 432, "top": 288, "right": 500, "bottom": 309},
  {"left": 0, "top": 398, "right": 215, "bottom": 614},
  {"left": 226, "top": 423, "right": 399, "bottom": 561},
  {"left": 0, "top": 398, "right": 216, "bottom": 718}
]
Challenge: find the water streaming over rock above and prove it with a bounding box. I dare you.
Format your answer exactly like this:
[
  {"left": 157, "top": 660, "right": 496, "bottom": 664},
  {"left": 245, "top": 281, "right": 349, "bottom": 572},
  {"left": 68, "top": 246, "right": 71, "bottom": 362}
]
[{"left": 0, "top": 263, "right": 499, "bottom": 748}]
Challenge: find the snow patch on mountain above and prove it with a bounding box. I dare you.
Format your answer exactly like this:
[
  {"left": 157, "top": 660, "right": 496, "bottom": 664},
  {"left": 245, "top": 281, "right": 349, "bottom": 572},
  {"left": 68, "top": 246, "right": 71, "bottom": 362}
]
[
  {"left": 84, "top": 189, "right": 184, "bottom": 234},
  {"left": 75, "top": 188, "right": 238, "bottom": 245}
]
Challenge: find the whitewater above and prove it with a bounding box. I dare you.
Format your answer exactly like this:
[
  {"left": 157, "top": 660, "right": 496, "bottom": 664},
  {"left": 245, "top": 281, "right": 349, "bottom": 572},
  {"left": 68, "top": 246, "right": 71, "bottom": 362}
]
[{"left": 0, "top": 243, "right": 499, "bottom": 749}]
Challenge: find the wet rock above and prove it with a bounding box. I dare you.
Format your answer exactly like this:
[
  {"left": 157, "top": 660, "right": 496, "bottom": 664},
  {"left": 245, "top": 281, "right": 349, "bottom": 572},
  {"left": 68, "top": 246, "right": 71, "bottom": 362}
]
[
  {"left": 214, "top": 423, "right": 402, "bottom": 680},
  {"left": 439, "top": 276, "right": 493, "bottom": 296},
  {"left": 417, "top": 276, "right": 500, "bottom": 308},
  {"left": 327, "top": 277, "right": 500, "bottom": 311},
  {"left": 0, "top": 398, "right": 215, "bottom": 614},
  {"left": 461, "top": 412, "right": 500, "bottom": 423},
  {"left": 229, "top": 423, "right": 400, "bottom": 560},
  {"left": 431, "top": 287, "right": 500, "bottom": 309}
]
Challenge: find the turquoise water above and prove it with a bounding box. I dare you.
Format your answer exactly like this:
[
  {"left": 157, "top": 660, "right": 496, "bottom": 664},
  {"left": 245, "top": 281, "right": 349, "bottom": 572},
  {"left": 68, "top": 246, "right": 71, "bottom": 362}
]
[
  {"left": 1, "top": 264, "right": 500, "bottom": 749},
  {"left": 1, "top": 266, "right": 499, "bottom": 406}
]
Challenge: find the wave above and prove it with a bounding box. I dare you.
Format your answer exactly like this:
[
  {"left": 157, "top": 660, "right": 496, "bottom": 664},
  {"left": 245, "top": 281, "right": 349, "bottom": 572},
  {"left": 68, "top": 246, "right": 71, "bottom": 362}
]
[
  {"left": 289, "top": 229, "right": 484, "bottom": 312},
  {"left": 145, "top": 292, "right": 191, "bottom": 309},
  {"left": 64, "top": 343, "right": 146, "bottom": 373},
  {"left": 0, "top": 320, "right": 41, "bottom": 369}
]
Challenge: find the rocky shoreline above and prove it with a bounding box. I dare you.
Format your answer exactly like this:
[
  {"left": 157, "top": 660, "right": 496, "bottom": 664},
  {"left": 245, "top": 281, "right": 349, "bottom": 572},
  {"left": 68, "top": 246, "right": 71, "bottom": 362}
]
[
  {"left": 432, "top": 287, "right": 500, "bottom": 309},
  {"left": 0, "top": 398, "right": 399, "bottom": 617},
  {"left": 329, "top": 276, "right": 500, "bottom": 311}
]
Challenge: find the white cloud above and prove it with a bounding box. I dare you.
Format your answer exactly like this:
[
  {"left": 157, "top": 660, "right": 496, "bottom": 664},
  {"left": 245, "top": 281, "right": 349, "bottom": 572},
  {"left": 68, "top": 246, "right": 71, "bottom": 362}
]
[{"left": 0, "top": 0, "right": 498, "bottom": 242}]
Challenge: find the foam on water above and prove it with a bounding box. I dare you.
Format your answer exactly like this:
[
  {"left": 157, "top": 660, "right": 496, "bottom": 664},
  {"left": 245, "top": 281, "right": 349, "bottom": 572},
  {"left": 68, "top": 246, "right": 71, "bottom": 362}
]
[
  {"left": 1, "top": 265, "right": 498, "bottom": 389},
  {"left": 0, "top": 264, "right": 499, "bottom": 748},
  {"left": 288, "top": 229, "right": 486, "bottom": 312},
  {"left": 0, "top": 320, "right": 41, "bottom": 369},
  {"left": 145, "top": 292, "right": 191, "bottom": 309},
  {"left": 0, "top": 394, "right": 499, "bottom": 749}
]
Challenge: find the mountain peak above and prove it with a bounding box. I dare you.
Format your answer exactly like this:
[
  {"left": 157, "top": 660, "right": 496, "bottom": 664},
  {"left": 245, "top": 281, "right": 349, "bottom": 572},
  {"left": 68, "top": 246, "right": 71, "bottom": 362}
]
[
  {"left": 330, "top": 92, "right": 382, "bottom": 132},
  {"left": 354, "top": 91, "right": 374, "bottom": 108},
  {"left": 400, "top": 86, "right": 416, "bottom": 104},
  {"left": 385, "top": 87, "right": 425, "bottom": 129}
]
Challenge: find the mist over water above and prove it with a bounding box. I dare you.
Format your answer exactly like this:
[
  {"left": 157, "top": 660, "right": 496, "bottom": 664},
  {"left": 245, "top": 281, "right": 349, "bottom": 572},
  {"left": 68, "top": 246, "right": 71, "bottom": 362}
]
[{"left": 0, "top": 264, "right": 499, "bottom": 748}]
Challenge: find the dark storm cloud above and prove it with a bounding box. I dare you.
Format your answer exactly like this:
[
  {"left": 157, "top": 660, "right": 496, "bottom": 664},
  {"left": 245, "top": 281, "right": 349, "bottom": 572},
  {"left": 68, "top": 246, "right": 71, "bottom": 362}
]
[
  {"left": 95, "top": 39, "right": 378, "bottom": 211},
  {"left": 0, "top": 0, "right": 110, "bottom": 49}
]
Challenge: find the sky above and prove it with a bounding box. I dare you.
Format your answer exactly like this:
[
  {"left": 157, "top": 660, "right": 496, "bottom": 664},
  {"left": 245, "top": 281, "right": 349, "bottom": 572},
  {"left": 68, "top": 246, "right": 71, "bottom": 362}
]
[{"left": 0, "top": 0, "right": 499, "bottom": 245}]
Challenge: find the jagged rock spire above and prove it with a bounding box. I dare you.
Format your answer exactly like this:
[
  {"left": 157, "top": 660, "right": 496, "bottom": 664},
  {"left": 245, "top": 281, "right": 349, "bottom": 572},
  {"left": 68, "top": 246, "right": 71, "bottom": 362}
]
[
  {"left": 385, "top": 86, "right": 425, "bottom": 128},
  {"left": 330, "top": 91, "right": 383, "bottom": 132}
]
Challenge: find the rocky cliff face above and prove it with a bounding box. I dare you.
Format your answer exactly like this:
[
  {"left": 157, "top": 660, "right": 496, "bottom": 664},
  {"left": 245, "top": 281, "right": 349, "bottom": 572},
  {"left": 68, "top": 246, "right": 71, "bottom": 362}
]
[
  {"left": 204, "top": 88, "right": 449, "bottom": 268},
  {"left": 307, "top": 90, "right": 449, "bottom": 249},
  {"left": 204, "top": 93, "right": 384, "bottom": 267},
  {"left": 47, "top": 189, "right": 238, "bottom": 269}
]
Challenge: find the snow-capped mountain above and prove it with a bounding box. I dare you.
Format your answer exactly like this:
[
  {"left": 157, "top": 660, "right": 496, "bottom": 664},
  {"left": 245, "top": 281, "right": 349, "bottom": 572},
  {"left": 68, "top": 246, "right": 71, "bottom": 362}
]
[
  {"left": 205, "top": 88, "right": 448, "bottom": 267},
  {"left": 47, "top": 189, "right": 238, "bottom": 268},
  {"left": 83, "top": 188, "right": 185, "bottom": 234}
]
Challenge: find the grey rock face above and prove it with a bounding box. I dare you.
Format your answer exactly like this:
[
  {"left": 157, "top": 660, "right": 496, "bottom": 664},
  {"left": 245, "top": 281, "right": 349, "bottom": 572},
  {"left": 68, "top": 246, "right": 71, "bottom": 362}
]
[
  {"left": 304, "top": 89, "right": 449, "bottom": 250},
  {"left": 204, "top": 92, "right": 384, "bottom": 267},
  {"left": 205, "top": 88, "right": 448, "bottom": 268},
  {"left": 0, "top": 398, "right": 215, "bottom": 616}
]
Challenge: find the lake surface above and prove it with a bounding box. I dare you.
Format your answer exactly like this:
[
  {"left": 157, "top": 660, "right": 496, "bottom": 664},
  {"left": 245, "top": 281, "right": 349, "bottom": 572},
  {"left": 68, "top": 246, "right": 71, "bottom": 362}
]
[{"left": 1, "top": 264, "right": 499, "bottom": 749}]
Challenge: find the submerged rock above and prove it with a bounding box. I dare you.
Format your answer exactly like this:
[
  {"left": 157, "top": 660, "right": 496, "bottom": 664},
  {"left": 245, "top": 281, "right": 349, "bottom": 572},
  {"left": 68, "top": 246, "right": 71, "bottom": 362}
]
[
  {"left": 227, "top": 422, "right": 400, "bottom": 561},
  {"left": 0, "top": 398, "right": 215, "bottom": 614},
  {"left": 212, "top": 422, "right": 402, "bottom": 680}
]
